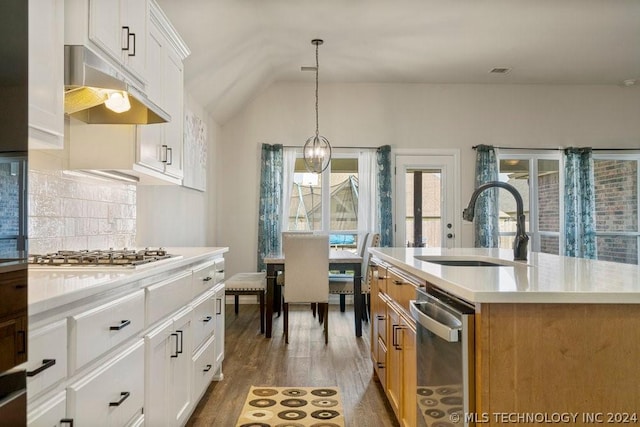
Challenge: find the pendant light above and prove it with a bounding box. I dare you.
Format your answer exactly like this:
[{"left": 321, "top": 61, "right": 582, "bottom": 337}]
[{"left": 303, "top": 39, "right": 332, "bottom": 174}]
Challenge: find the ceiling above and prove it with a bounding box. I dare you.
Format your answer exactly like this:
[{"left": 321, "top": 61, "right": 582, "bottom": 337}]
[{"left": 156, "top": 0, "right": 640, "bottom": 124}]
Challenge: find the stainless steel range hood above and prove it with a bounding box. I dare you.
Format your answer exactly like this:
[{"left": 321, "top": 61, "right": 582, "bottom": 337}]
[{"left": 64, "top": 45, "right": 170, "bottom": 125}]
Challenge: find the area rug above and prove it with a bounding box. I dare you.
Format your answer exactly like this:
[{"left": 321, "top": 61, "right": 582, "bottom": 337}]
[{"left": 235, "top": 386, "right": 345, "bottom": 427}]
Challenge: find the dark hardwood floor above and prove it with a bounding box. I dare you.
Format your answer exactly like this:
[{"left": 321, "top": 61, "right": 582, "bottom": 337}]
[{"left": 187, "top": 303, "right": 399, "bottom": 427}]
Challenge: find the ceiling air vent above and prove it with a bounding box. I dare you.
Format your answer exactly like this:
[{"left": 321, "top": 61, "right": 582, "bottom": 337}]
[{"left": 490, "top": 67, "right": 511, "bottom": 74}]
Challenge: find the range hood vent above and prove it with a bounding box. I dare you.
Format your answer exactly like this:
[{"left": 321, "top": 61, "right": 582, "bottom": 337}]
[{"left": 64, "top": 45, "right": 170, "bottom": 125}]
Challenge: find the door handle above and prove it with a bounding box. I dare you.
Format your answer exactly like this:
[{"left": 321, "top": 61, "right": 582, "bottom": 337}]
[
  {"left": 60, "top": 419, "right": 74, "bottom": 427},
  {"left": 202, "top": 316, "right": 212, "bottom": 323},
  {"left": 161, "top": 144, "right": 168, "bottom": 163},
  {"left": 203, "top": 364, "right": 212, "bottom": 372},
  {"left": 121, "top": 26, "right": 130, "bottom": 51},
  {"left": 128, "top": 32, "right": 136, "bottom": 56},
  {"left": 109, "top": 391, "right": 130, "bottom": 407},
  {"left": 109, "top": 319, "right": 131, "bottom": 331},
  {"left": 176, "top": 330, "right": 183, "bottom": 355},
  {"left": 166, "top": 147, "right": 173, "bottom": 165},
  {"left": 27, "top": 359, "right": 56, "bottom": 377},
  {"left": 170, "top": 332, "right": 179, "bottom": 358},
  {"left": 216, "top": 298, "right": 222, "bottom": 315},
  {"left": 203, "top": 276, "right": 213, "bottom": 282}
]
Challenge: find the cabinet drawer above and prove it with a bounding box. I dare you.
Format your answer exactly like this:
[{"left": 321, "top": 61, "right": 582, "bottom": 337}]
[
  {"left": 213, "top": 258, "right": 225, "bottom": 284},
  {"left": 191, "top": 290, "right": 216, "bottom": 351},
  {"left": 146, "top": 272, "right": 192, "bottom": 326},
  {"left": 70, "top": 290, "right": 144, "bottom": 373},
  {"left": 387, "top": 269, "right": 418, "bottom": 312},
  {"left": 192, "top": 260, "right": 217, "bottom": 298},
  {"left": 0, "top": 268, "right": 27, "bottom": 318},
  {"left": 27, "top": 319, "right": 67, "bottom": 398},
  {"left": 192, "top": 334, "right": 215, "bottom": 402},
  {"left": 376, "top": 265, "right": 388, "bottom": 294},
  {"left": 27, "top": 391, "right": 67, "bottom": 427},
  {"left": 67, "top": 340, "right": 144, "bottom": 427}
]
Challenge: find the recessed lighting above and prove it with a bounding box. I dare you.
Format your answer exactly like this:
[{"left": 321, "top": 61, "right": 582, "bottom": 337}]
[
  {"left": 623, "top": 79, "right": 636, "bottom": 87},
  {"left": 490, "top": 67, "right": 511, "bottom": 74}
]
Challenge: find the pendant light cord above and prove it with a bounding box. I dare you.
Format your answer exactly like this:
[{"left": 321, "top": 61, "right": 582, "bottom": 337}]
[{"left": 315, "top": 42, "right": 319, "bottom": 139}]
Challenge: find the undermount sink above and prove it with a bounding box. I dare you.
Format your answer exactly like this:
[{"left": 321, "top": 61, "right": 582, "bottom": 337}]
[{"left": 414, "top": 256, "right": 528, "bottom": 267}]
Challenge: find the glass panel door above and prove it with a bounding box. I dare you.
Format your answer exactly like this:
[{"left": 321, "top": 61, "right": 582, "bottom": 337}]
[{"left": 395, "top": 155, "right": 457, "bottom": 249}]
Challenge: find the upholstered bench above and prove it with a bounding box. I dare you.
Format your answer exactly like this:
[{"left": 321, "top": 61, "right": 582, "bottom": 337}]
[{"left": 224, "top": 272, "right": 267, "bottom": 333}]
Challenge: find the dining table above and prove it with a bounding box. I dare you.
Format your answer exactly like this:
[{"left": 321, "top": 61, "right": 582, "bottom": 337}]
[{"left": 264, "top": 250, "right": 364, "bottom": 338}]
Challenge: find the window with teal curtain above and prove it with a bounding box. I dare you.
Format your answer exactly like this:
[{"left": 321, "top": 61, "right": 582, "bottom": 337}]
[
  {"left": 564, "top": 147, "right": 596, "bottom": 259},
  {"left": 474, "top": 145, "right": 499, "bottom": 247},
  {"left": 376, "top": 145, "right": 392, "bottom": 247},
  {"left": 257, "top": 144, "right": 283, "bottom": 271}
]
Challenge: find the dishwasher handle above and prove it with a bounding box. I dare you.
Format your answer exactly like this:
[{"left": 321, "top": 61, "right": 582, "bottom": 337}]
[{"left": 410, "top": 300, "right": 460, "bottom": 342}]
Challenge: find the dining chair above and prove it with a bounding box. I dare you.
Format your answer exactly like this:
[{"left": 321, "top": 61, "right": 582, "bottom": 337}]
[
  {"left": 282, "top": 233, "right": 330, "bottom": 344},
  {"left": 329, "top": 232, "right": 380, "bottom": 321}
]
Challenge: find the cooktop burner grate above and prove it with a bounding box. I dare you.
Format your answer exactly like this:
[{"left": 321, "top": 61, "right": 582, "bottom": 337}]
[{"left": 28, "top": 247, "right": 175, "bottom": 267}]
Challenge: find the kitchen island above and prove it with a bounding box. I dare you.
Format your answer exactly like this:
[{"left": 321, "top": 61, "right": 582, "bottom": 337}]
[
  {"left": 26, "top": 247, "right": 228, "bottom": 427},
  {"left": 370, "top": 247, "right": 640, "bottom": 426}
]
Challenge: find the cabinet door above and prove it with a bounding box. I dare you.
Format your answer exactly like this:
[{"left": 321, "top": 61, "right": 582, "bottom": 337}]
[
  {"left": 67, "top": 340, "right": 144, "bottom": 427},
  {"left": 144, "top": 20, "right": 165, "bottom": 109},
  {"left": 0, "top": 315, "right": 27, "bottom": 372},
  {"left": 28, "top": 0, "right": 64, "bottom": 149},
  {"left": 88, "top": 0, "right": 123, "bottom": 62},
  {"left": 386, "top": 305, "right": 402, "bottom": 419},
  {"left": 170, "top": 308, "right": 193, "bottom": 426},
  {"left": 162, "top": 48, "right": 184, "bottom": 180},
  {"left": 400, "top": 319, "right": 416, "bottom": 427},
  {"left": 144, "top": 319, "right": 172, "bottom": 427},
  {"left": 120, "top": 0, "right": 148, "bottom": 83},
  {"left": 26, "top": 319, "right": 67, "bottom": 399},
  {"left": 213, "top": 285, "right": 225, "bottom": 374}
]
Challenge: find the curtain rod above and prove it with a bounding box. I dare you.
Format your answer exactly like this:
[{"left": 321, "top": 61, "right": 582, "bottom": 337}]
[
  {"left": 282, "top": 145, "right": 379, "bottom": 150},
  {"left": 472, "top": 145, "right": 639, "bottom": 152}
]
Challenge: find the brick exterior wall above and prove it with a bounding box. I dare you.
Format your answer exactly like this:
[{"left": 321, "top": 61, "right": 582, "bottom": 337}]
[
  {"left": 594, "top": 159, "right": 638, "bottom": 264},
  {"left": 0, "top": 163, "right": 20, "bottom": 251},
  {"left": 538, "top": 172, "right": 560, "bottom": 254}
]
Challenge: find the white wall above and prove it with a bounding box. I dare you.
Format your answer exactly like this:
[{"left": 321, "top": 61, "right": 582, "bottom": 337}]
[
  {"left": 218, "top": 82, "right": 640, "bottom": 275},
  {"left": 136, "top": 94, "right": 221, "bottom": 247}
]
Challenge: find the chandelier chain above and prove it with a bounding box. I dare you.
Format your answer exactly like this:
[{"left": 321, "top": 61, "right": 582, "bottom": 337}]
[{"left": 315, "top": 41, "right": 319, "bottom": 138}]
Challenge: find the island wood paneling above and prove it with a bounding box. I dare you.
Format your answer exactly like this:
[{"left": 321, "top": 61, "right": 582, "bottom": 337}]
[{"left": 478, "top": 303, "right": 640, "bottom": 416}]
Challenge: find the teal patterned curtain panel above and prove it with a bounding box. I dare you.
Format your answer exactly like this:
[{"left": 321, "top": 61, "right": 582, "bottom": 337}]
[
  {"left": 473, "top": 145, "right": 499, "bottom": 247},
  {"left": 257, "top": 143, "right": 283, "bottom": 271},
  {"left": 376, "top": 145, "right": 393, "bottom": 247},
  {"left": 564, "top": 148, "right": 596, "bottom": 259}
]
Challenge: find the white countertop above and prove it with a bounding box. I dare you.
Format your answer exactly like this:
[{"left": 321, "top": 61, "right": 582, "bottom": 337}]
[
  {"left": 28, "top": 247, "right": 228, "bottom": 315},
  {"left": 369, "top": 247, "right": 640, "bottom": 304}
]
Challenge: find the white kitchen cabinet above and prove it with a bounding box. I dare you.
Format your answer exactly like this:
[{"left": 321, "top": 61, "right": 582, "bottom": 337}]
[
  {"left": 67, "top": 340, "right": 145, "bottom": 427},
  {"left": 212, "top": 283, "right": 225, "bottom": 379},
  {"left": 144, "top": 307, "right": 193, "bottom": 427},
  {"left": 69, "top": 290, "right": 145, "bottom": 374},
  {"left": 137, "top": 3, "right": 188, "bottom": 181},
  {"left": 191, "top": 290, "right": 216, "bottom": 349},
  {"left": 28, "top": 0, "right": 64, "bottom": 149},
  {"left": 27, "top": 391, "right": 69, "bottom": 427},
  {"left": 191, "top": 335, "right": 216, "bottom": 404},
  {"left": 26, "top": 319, "right": 67, "bottom": 398},
  {"left": 86, "top": 0, "right": 148, "bottom": 84},
  {"left": 145, "top": 271, "right": 192, "bottom": 327}
]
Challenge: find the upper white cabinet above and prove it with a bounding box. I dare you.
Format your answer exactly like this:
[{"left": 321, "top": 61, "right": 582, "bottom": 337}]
[
  {"left": 28, "top": 0, "right": 64, "bottom": 149},
  {"left": 137, "top": 2, "right": 189, "bottom": 181},
  {"left": 65, "top": 0, "right": 148, "bottom": 86}
]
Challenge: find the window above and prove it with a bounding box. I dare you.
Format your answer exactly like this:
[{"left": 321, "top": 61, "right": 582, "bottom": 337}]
[
  {"left": 593, "top": 155, "right": 639, "bottom": 265},
  {"left": 0, "top": 156, "right": 27, "bottom": 252},
  {"left": 498, "top": 151, "right": 639, "bottom": 265},
  {"left": 287, "top": 156, "right": 359, "bottom": 248},
  {"left": 498, "top": 153, "right": 561, "bottom": 255}
]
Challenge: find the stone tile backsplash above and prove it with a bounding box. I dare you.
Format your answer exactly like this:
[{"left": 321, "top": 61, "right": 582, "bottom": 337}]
[{"left": 28, "top": 169, "right": 136, "bottom": 254}]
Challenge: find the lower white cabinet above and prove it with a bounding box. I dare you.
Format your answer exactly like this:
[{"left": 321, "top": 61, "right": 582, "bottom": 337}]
[
  {"left": 144, "top": 307, "right": 193, "bottom": 427},
  {"left": 27, "top": 391, "right": 68, "bottom": 427},
  {"left": 27, "top": 253, "right": 226, "bottom": 427},
  {"left": 67, "top": 340, "right": 145, "bottom": 427},
  {"left": 213, "top": 284, "right": 225, "bottom": 378}
]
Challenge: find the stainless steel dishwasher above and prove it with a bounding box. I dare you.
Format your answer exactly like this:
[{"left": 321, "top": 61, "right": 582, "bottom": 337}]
[{"left": 410, "top": 287, "right": 475, "bottom": 427}]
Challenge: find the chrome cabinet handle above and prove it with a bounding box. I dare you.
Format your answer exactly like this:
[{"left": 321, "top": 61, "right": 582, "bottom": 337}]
[
  {"left": 27, "top": 359, "right": 56, "bottom": 377},
  {"left": 109, "top": 319, "right": 131, "bottom": 331},
  {"left": 109, "top": 391, "right": 130, "bottom": 407},
  {"left": 410, "top": 300, "right": 460, "bottom": 342}
]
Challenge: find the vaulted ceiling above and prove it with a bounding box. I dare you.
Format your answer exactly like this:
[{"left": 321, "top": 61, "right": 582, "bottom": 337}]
[{"left": 156, "top": 0, "right": 640, "bottom": 124}]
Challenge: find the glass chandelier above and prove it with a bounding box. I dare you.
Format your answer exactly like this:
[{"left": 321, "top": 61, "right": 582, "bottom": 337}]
[{"left": 303, "top": 39, "right": 332, "bottom": 174}]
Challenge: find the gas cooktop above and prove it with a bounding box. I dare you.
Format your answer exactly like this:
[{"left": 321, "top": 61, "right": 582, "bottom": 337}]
[{"left": 28, "top": 248, "right": 179, "bottom": 268}]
